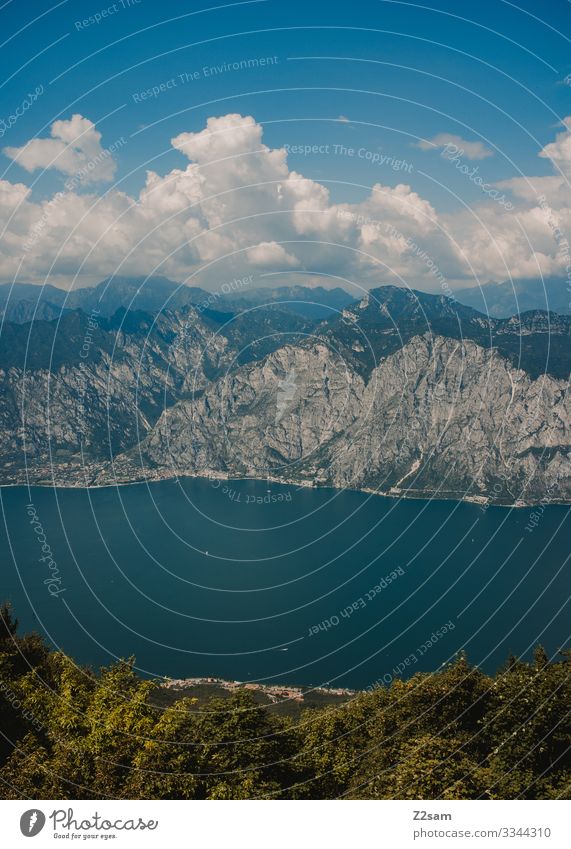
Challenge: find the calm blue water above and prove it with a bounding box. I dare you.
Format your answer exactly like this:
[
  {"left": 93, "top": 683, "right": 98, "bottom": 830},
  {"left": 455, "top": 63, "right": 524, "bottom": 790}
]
[{"left": 1, "top": 479, "right": 569, "bottom": 689}]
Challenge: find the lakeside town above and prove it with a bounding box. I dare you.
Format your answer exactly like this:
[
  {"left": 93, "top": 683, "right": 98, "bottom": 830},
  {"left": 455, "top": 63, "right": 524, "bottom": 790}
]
[
  {"left": 161, "top": 675, "right": 356, "bottom": 705},
  {"left": 2, "top": 459, "right": 536, "bottom": 509}
]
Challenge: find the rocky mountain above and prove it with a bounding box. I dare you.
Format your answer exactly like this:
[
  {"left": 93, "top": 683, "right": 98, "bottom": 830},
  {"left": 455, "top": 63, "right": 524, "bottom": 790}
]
[
  {"left": 0, "top": 307, "right": 226, "bottom": 481},
  {"left": 320, "top": 286, "right": 570, "bottom": 380},
  {"left": 113, "top": 334, "right": 569, "bottom": 505},
  {"left": 0, "top": 302, "right": 317, "bottom": 484},
  {"left": 0, "top": 286, "right": 569, "bottom": 504}
]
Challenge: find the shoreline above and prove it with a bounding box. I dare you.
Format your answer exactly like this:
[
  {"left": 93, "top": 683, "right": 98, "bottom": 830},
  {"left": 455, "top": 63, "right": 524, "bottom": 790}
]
[{"left": 0, "top": 467, "right": 567, "bottom": 508}]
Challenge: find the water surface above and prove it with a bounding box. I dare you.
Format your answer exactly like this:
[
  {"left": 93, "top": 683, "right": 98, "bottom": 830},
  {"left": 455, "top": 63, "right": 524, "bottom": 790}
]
[{"left": 1, "top": 478, "right": 569, "bottom": 689}]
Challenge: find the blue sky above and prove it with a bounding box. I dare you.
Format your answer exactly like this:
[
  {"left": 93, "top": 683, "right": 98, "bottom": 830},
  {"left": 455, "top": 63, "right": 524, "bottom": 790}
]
[{"left": 1, "top": 0, "right": 571, "bottom": 291}]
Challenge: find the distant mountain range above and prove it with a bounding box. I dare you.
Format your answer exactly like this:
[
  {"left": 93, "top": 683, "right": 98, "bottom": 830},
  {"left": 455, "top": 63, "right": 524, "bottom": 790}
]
[
  {"left": 453, "top": 277, "right": 571, "bottom": 317},
  {"left": 0, "top": 277, "right": 354, "bottom": 323},
  {"left": 1, "top": 275, "right": 569, "bottom": 324},
  {"left": 0, "top": 282, "right": 568, "bottom": 505}
]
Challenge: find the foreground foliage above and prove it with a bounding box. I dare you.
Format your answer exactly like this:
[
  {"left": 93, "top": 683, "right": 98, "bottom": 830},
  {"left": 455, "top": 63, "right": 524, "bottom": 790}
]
[{"left": 0, "top": 604, "right": 569, "bottom": 800}]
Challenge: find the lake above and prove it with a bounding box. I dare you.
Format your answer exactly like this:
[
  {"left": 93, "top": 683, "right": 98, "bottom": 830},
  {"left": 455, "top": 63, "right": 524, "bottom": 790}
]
[{"left": 1, "top": 478, "right": 569, "bottom": 690}]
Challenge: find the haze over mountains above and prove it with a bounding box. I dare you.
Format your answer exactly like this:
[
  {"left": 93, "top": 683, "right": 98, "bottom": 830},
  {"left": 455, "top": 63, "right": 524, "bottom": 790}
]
[
  {"left": 0, "top": 280, "right": 568, "bottom": 505},
  {"left": 0, "top": 277, "right": 355, "bottom": 324},
  {"left": 1, "top": 276, "right": 569, "bottom": 326},
  {"left": 454, "top": 278, "right": 571, "bottom": 318}
]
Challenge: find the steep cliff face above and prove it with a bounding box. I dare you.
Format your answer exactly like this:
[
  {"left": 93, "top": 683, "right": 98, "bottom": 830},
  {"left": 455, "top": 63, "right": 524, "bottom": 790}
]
[
  {"left": 137, "top": 342, "right": 365, "bottom": 477},
  {"left": 328, "top": 335, "right": 569, "bottom": 503},
  {"left": 1, "top": 286, "right": 569, "bottom": 504},
  {"left": 0, "top": 307, "right": 231, "bottom": 479},
  {"left": 114, "top": 333, "right": 570, "bottom": 504}
]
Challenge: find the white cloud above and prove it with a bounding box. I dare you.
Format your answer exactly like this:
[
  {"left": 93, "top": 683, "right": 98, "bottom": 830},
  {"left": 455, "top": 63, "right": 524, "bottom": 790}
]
[
  {"left": 538, "top": 118, "right": 571, "bottom": 174},
  {"left": 0, "top": 178, "right": 30, "bottom": 213},
  {"left": 1, "top": 112, "right": 570, "bottom": 292},
  {"left": 495, "top": 119, "right": 571, "bottom": 213},
  {"left": 247, "top": 241, "right": 300, "bottom": 267},
  {"left": 3, "top": 114, "right": 117, "bottom": 183},
  {"left": 415, "top": 133, "right": 493, "bottom": 160},
  {"left": 172, "top": 113, "right": 265, "bottom": 164}
]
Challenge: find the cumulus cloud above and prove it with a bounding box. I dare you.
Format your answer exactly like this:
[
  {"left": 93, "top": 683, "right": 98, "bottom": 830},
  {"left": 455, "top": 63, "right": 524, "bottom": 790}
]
[
  {"left": 496, "top": 119, "right": 571, "bottom": 213},
  {"left": 3, "top": 114, "right": 117, "bottom": 183},
  {"left": 538, "top": 118, "right": 571, "bottom": 174},
  {"left": 1, "top": 112, "right": 570, "bottom": 292},
  {"left": 247, "top": 241, "right": 300, "bottom": 267},
  {"left": 172, "top": 114, "right": 266, "bottom": 164},
  {"left": 415, "top": 133, "right": 493, "bottom": 160}
]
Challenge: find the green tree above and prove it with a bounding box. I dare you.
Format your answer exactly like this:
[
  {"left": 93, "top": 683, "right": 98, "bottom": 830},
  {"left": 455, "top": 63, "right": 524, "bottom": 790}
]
[{"left": 0, "top": 602, "right": 569, "bottom": 802}]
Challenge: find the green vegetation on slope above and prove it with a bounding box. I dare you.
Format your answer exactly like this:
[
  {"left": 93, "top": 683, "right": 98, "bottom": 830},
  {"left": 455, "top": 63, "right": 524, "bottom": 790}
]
[{"left": 0, "top": 604, "right": 569, "bottom": 800}]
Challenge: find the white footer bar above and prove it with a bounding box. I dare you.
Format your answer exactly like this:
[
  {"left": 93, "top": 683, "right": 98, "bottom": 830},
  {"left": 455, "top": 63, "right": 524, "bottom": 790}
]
[{"left": 1, "top": 799, "right": 568, "bottom": 848}]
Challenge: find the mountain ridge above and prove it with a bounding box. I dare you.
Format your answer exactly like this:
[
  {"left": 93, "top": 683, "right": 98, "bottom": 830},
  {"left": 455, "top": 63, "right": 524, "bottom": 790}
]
[
  {"left": 0, "top": 277, "right": 355, "bottom": 323},
  {"left": 0, "top": 285, "right": 569, "bottom": 504}
]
